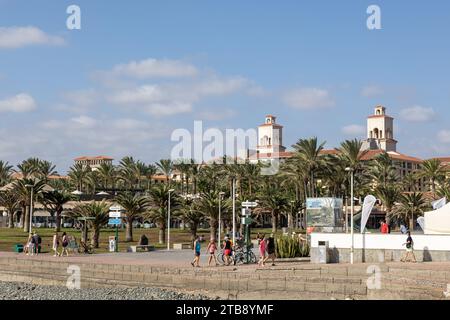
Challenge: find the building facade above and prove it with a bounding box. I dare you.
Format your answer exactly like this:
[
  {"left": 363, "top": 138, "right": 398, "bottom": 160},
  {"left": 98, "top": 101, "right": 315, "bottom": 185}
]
[{"left": 74, "top": 156, "right": 114, "bottom": 170}]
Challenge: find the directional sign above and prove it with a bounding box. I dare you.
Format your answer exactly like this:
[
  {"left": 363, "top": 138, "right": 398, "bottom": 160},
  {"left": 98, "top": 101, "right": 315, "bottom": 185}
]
[
  {"left": 109, "top": 206, "right": 123, "bottom": 211},
  {"left": 242, "top": 201, "right": 258, "bottom": 207},
  {"left": 108, "top": 218, "right": 121, "bottom": 225},
  {"left": 109, "top": 211, "right": 121, "bottom": 218}
]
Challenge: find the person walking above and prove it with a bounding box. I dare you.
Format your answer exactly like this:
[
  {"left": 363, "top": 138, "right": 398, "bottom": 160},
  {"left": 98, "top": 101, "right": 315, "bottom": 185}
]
[
  {"left": 206, "top": 239, "right": 219, "bottom": 267},
  {"left": 61, "top": 232, "right": 69, "bottom": 257},
  {"left": 264, "top": 233, "right": 276, "bottom": 266},
  {"left": 24, "top": 234, "right": 33, "bottom": 256},
  {"left": 380, "top": 221, "right": 389, "bottom": 234},
  {"left": 401, "top": 231, "right": 417, "bottom": 263},
  {"left": 32, "top": 232, "right": 41, "bottom": 255},
  {"left": 52, "top": 232, "right": 61, "bottom": 257},
  {"left": 223, "top": 236, "right": 232, "bottom": 266},
  {"left": 191, "top": 236, "right": 201, "bottom": 267},
  {"left": 258, "top": 234, "right": 267, "bottom": 266}
]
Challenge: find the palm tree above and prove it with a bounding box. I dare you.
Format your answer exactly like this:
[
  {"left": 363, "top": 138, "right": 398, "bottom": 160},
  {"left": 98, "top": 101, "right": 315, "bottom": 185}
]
[
  {"left": 41, "top": 190, "right": 72, "bottom": 231},
  {"left": 145, "top": 164, "right": 157, "bottom": 190},
  {"left": 0, "top": 190, "right": 20, "bottom": 228},
  {"left": 375, "top": 185, "right": 400, "bottom": 226},
  {"left": 418, "top": 159, "right": 446, "bottom": 196},
  {"left": 402, "top": 172, "right": 420, "bottom": 192},
  {"left": 196, "top": 190, "right": 230, "bottom": 240},
  {"left": 97, "top": 162, "right": 116, "bottom": 191},
  {"left": 0, "top": 160, "right": 13, "bottom": 186},
  {"left": 69, "top": 201, "right": 109, "bottom": 248},
  {"left": 292, "top": 137, "right": 326, "bottom": 197},
  {"left": 36, "top": 160, "right": 58, "bottom": 181},
  {"left": 13, "top": 178, "right": 46, "bottom": 232},
  {"left": 68, "top": 163, "right": 91, "bottom": 192},
  {"left": 179, "top": 196, "right": 204, "bottom": 244},
  {"left": 118, "top": 156, "right": 138, "bottom": 190},
  {"left": 256, "top": 180, "right": 289, "bottom": 233},
  {"left": 146, "top": 184, "right": 179, "bottom": 244},
  {"left": 369, "top": 152, "right": 398, "bottom": 189},
  {"left": 115, "top": 192, "right": 149, "bottom": 242},
  {"left": 156, "top": 159, "right": 173, "bottom": 184},
  {"left": 392, "top": 192, "right": 428, "bottom": 231}
]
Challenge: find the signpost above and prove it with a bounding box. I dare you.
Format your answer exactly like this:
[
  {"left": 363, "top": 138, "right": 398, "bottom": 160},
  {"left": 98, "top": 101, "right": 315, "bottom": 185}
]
[
  {"left": 109, "top": 206, "right": 123, "bottom": 253},
  {"left": 241, "top": 201, "right": 257, "bottom": 264}
]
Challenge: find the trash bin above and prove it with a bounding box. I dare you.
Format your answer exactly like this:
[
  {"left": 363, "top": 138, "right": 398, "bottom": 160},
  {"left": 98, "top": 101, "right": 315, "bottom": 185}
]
[
  {"left": 13, "top": 244, "right": 23, "bottom": 253},
  {"left": 317, "top": 241, "right": 329, "bottom": 264}
]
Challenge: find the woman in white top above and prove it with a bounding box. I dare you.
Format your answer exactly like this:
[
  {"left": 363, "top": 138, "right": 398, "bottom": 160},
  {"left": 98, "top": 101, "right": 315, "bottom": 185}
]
[{"left": 52, "top": 232, "right": 61, "bottom": 257}]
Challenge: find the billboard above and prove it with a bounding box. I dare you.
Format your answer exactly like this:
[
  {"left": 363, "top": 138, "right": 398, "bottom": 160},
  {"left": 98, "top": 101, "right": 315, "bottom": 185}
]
[{"left": 306, "top": 198, "right": 343, "bottom": 228}]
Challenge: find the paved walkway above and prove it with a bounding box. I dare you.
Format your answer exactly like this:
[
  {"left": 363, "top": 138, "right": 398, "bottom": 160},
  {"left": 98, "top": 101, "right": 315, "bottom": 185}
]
[{"left": 2, "top": 251, "right": 450, "bottom": 272}]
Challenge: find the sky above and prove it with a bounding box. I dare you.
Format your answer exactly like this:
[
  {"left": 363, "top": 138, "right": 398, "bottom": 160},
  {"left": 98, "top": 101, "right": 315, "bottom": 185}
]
[{"left": 1, "top": 0, "right": 450, "bottom": 173}]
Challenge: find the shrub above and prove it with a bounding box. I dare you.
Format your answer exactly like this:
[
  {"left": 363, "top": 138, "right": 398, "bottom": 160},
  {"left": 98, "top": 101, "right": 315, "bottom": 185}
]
[{"left": 275, "top": 236, "right": 310, "bottom": 258}]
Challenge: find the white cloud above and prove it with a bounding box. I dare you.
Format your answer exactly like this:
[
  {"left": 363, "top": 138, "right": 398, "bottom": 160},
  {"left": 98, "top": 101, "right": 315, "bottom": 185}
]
[
  {"left": 0, "top": 93, "right": 36, "bottom": 112},
  {"left": 282, "top": 88, "right": 335, "bottom": 110},
  {"left": 361, "top": 85, "right": 384, "bottom": 98},
  {"left": 0, "top": 26, "right": 64, "bottom": 49},
  {"left": 109, "top": 58, "right": 198, "bottom": 79},
  {"left": 400, "top": 105, "right": 436, "bottom": 122},
  {"left": 342, "top": 124, "right": 366, "bottom": 136},
  {"left": 438, "top": 130, "right": 450, "bottom": 144},
  {"left": 145, "top": 102, "right": 192, "bottom": 116},
  {"left": 70, "top": 115, "right": 97, "bottom": 128},
  {"left": 198, "top": 109, "right": 236, "bottom": 121}
]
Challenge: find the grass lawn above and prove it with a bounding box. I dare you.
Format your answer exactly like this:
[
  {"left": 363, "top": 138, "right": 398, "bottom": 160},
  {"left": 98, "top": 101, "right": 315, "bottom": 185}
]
[{"left": 0, "top": 227, "right": 304, "bottom": 254}]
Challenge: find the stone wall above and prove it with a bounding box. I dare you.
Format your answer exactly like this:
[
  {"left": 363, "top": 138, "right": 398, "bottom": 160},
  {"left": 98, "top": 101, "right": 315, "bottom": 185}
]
[{"left": 0, "top": 256, "right": 449, "bottom": 300}]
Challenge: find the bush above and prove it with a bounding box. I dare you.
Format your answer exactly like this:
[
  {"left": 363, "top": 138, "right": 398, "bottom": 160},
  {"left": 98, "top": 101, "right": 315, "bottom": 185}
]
[{"left": 275, "top": 236, "right": 310, "bottom": 258}]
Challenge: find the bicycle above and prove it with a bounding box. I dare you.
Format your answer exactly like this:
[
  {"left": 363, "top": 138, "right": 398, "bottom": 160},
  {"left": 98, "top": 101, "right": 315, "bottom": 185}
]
[{"left": 78, "top": 240, "right": 94, "bottom": 254}]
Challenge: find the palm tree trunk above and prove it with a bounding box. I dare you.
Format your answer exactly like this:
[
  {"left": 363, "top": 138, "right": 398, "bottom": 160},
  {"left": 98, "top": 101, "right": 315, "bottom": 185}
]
[
  {"left": 190, "top": 223, "right": 198, "bottom": 246},
  {"left": 271, "top": 211, "right": 277, "bottom": 233},
  {"left": 8, "top": 212, "right": 14, "bottom": 229},
  {"left": 91, "top": 227, "right": 100, "bottom": 248},
  {"left": 125, "top": 218, "right": 133, "bottom": 242},
  {"left": 159, "top": 227, "right": 165, "bottom": 244},
  {"left": 210, "top": 218, "right": 218, "bottom": 242},
  {"left": 55, "top": 209, "right": 62, "bottom": 232},
  {"left": 23, "top": 206, "right": 30, "bottom": 233},
  {"left": 288, "top": 213, "right": 293, "bottom": 229}
]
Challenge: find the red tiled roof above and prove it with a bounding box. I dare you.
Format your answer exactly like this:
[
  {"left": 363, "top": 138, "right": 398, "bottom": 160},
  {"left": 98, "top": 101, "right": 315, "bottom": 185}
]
[
  {"left": 74, "top": 156, "right": 114, "bottom": 161},
  {"left": 249, "top": 152, "right": 294, "bottom": 160},
  {"left": 434, "top": 157, "right": 450, "bottom": 163},
  {"left": 320, "top": 149, "right": 423, "bottom": 163},
  {"left": 367, "top": 115, "right": 394, "bottom": 119}
]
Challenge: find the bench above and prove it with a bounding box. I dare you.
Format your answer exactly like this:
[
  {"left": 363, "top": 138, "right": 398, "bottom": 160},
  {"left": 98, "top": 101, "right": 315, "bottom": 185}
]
[
  {"left": 13, "top": 244, "right": 23, "bottom": 253},
  {"left": 173, "top": 243, "right": 191, "bottom": 250},
  {"left": 127, "top": 245, "right": 155, "bottom": 252}
]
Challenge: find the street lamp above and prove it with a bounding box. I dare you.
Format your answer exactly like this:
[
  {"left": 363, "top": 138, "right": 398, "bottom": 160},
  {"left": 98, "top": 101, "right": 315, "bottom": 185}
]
[
  {"left": 25, "top": 184, "right": 34, "bottom": 235},
  {"left": 167, "top": 189, "right": 175, "bottom": 251},
  {"left": 345, "top": 167, "right": 355, "bottom": 264},
  {"left": 232, "top": 178, "right": 236, "bottom": 245},
  {"left": 218, "top": 192, "right": 225, "bottom": 243}
]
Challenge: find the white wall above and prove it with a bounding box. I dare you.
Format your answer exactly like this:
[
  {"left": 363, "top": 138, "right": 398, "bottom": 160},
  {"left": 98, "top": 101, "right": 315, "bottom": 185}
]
[{"left": 311, "top": 233, "right": 450, "bottom": 251}]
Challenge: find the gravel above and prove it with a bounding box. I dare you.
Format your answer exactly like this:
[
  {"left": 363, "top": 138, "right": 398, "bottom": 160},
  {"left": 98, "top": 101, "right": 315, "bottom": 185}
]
[{"left": 0, "top": 281, "right": 219, "bottom": 300}]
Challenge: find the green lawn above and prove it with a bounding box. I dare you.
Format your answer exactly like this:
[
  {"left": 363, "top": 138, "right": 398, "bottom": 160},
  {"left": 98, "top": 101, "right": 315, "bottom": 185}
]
[{"left": 0, "top": 227, "right": 303, "bottom": 254}]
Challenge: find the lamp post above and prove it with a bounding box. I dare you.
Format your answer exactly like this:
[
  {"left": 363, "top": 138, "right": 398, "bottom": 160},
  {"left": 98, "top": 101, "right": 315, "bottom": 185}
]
[
  {"left": 167, "top": 189, "right": 175, "bottom": 251},
  {"left": 232, "top": 178, "right": 236, "bottom": 246},
  {"left": 25, "top": 184, "right": 34, "bottom": 235},
  {"left": 218, "top": 192, "right": 225, "bottom": 243},
  {"left": 345, "top": 167, "right": 355, "bottom": 264}
]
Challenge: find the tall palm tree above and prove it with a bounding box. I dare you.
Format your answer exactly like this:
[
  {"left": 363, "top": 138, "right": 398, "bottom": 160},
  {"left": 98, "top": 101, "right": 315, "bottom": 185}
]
[
  {"left": 256, "top": 180, "right": 289, "bottom": 233},
  {"left": 292, "top": 137, "right": 326, "bottom": 197},
  {"left": 0, "top": 160, "right": 13, "bottom": 186},
  {"left": 375, "top": 185, "right": 400, "bottom": 226},
  {"left": 145, "top": 164, "right": 157, "bottom": 190},
  {"left": 369, "top": 152, "right": 398, "bottom": 189},
  {"left": 118, "top": 156, "right": 138, "bottom": 190},
  {"left": 196, "top": 190, "right": 231, "bottom": 241},
  {"left": 146, "top": 184, "right": 179, "bottom": 244},
  {"left": 13, "top": 178, "right": 46, "bottom": 232},
  {"left": 156, "top": 159, "right": 173, "bottom": 184},
  {"left": 0, "top": 190, "right": 20, "bottom": 228},
  {"left": 36, "top": 160, "right": 58, "bottom": 181},
  {"left": 69, "top": 201, "right": 109, "bottom": 248},
  {"left": 179, "top": 196, "right": 204, "bottom": 244},
  {"left": 68, "top": 163, "right": 91, "bottom": 192},
  {"left": 115, "top": 192, "right": 149, "bottom": 242},
  {"left": 392, "top": 192, "right": 428, "bottom": 231},
  {"left": 97, "top": 162, "right": 116, "bottom": 191},
  {"left": 41, "top": 190, "right": 72, "bottom": 231},
  {"left": 418, "top": 159, "right": 446, "bottom": 195}
]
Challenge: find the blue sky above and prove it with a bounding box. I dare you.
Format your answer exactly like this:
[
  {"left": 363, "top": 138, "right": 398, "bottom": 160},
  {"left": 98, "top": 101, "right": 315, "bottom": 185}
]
[{"left": 1, "top": 0, "right": 450, "bottom": 173}]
